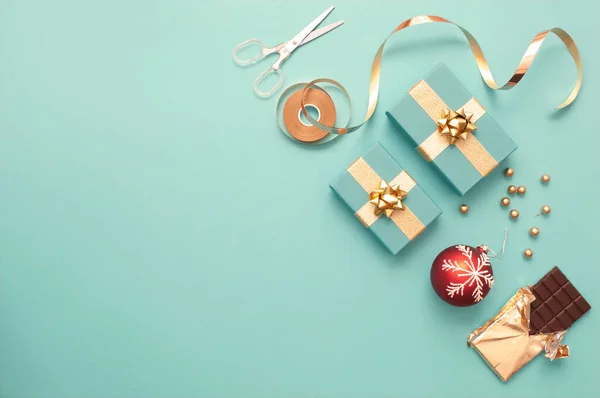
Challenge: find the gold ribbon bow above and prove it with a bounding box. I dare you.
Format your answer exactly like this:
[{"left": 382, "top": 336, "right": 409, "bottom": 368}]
[
  {"left": 437, "top": 107, "right": 477, "bottom": 145},
  {"left": 369, "top": 180, "right": 407, "bottom": 217},
  {"left": 347, "top": 157, "right": 425, "bottom": 240},
  {"left": 410, "top": 80, "right": 497, "bottom": 176}
]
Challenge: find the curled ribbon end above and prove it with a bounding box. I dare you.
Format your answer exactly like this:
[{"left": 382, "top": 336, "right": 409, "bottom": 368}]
[
  {"left": 555, "top": 87, "right": 580, "bottom": 109},
  {"left": 556, "top": 95, "right": 577, "bottom": 110}
]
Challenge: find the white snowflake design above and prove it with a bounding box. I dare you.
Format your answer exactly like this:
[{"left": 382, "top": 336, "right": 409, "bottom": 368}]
[{"left": 441, "top": 245, "right": 494, "bottom": 302}]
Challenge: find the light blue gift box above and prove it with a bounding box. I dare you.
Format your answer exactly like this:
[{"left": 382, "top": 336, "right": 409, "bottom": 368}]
[
  {"left": 330, "top": 142, "right": 442, "bottom": 255},
  {"left": 385, "top": 63, "right": 517, "bottom": 195}
]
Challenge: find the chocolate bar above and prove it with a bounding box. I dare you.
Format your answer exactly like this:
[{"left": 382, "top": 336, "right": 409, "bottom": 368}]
[{"left": 529, "top": 266, "right": 591, "bottom": 335}]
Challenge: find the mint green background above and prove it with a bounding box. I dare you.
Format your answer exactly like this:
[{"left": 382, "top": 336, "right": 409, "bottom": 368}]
[{"left": 0, "top": 0, "right": 598, "bottom": 397}]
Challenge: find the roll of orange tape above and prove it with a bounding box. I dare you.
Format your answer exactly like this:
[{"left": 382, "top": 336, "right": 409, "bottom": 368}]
[{"left": 282, "top": 87, "right": 336, "bottom": 143}]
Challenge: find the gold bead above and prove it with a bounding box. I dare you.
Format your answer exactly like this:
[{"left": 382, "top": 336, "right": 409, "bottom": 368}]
[
  {"left": 530, "top": 227, "right": 540, "bottom": 236},
  {"left": 508, "top": 185, "right": 517, "bottom": 195},
  {"left": 524, "top": 248, "right": 533, "bottom": 258},
  {"left": 504, "top": 167, "right": 514, "bottom": 177},
  {"left": 517, "top": 186, "right": 526, "bottom": 195},
  {"left": 459, "top": 204, "right": 469, "bottom": 214},
  {"left": 500, "top": 197, "right": 510, "bottom": 207},
  {"left": 542, "top": 205, "right": 551, "bottom": 214},
  {"left": 510, "top": 209, "right": 519, "bottom": 219},
  {"left": 541, "top": 174, "right": 551, "bottom": 183}
]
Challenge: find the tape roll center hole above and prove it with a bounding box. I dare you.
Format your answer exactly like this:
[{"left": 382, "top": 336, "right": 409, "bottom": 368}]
[{"left": 298, "top": 104, "right": 320, "bottom": 127}]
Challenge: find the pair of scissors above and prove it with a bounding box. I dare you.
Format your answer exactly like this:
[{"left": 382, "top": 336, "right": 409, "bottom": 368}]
[{"left": 232, "top": 6, "right": 343, "bottom": 98}]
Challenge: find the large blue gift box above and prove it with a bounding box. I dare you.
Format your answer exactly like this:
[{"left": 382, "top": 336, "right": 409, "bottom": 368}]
[
  {"left": 386, "top": 63, "right": 518, "bottom": 195},
  {"left": 330, "top": 142, "right": 442, "bottom": 255}
]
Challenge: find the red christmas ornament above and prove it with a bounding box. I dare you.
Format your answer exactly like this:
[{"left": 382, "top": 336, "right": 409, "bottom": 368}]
[{"left": 430, "top": 244, "right": 494, "bottom": 307}]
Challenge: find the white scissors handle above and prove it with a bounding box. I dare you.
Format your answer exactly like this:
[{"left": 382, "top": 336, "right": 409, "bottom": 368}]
[
  {"left": 254, "top": 66, "right": 284, "bottom": 98},
  {"left": 232, "top": 38, "right": 279, "bottom": 66},
  {"left": 233, "top": 38, "right": 286, "bottom": 97}
]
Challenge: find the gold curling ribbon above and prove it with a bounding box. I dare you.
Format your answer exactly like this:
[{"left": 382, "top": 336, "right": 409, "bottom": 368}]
[
  {"left": 346, "top": 158, "right": 424, "bottom": 240},
  {"left": 291, "top": 16, "right": 582, "bottom": 140},
  {"left": 468, "top": 287, "right": 570, "bottom": 382},
  {"left": 410, "top": 80, "right": 497, "bottom": 176}
]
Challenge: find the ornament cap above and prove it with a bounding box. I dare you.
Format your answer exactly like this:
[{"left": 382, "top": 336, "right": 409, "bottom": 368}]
[{"left": 477, "top": 245, "right": 489, "bottom": 254}]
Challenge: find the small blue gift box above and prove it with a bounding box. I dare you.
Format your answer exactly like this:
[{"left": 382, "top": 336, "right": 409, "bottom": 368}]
[
  {"left": 330, "top": 142, "right": 442, "bottom": 255},
  {"left": 386, "top": 63, "right": 517, "bottom": 195}
]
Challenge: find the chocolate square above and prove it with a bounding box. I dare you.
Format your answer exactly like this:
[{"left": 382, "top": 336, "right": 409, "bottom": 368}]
[
  {"left": 529, "top": 266, "right": 591, "bottom": 335},
  {"left": 543, "top": 275, "right": 561, "bottom": 293},
  {"left": 546, "top": 296, "right": 563, "bottom": 313},
  {"left": 556, "top": 290, "right": 572, "bottom": 307},
  {"left": 563, "top": 283, "right": 581, "bottom": 300},
  {"left": 551, "top": 268, "right": 568, "bottom": 286},
  {"left": 533, "top": 283, "right": 551, "bottom": 301},
  {"left": 557, "top": 311, "right": 574, "bottom": 329},
  {"left": 539, "top": 325, "right": 552, "bottom": 334},
  {"left": 565, "top": 302, "right": 584, "bottom": 319},
  {"left": 530, "top": 311, "right": 545, "bottom": 331},
  {"left": 549, "top": 318, "right": 564, "bottom": 332},
  {"left": 575, "top": 296, "right": 591, "bottom": 313},
  {"left": 537, "top": 304, "right": 554, "bottom": 322}
]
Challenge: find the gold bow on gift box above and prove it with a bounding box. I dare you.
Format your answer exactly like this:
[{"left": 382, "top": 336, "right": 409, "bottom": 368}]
[
  {"left": 409, "top": 80, "right": 497, "bottom": 176},
  {"left": 369, "top": 180, "right": 407, "bottom": 217},
  {"left": 347, "top": 157, "right": 425, "bottom": 240},
  {"left": 437, "top": 107, "right": 477, "bottom": 144},
  {"left": 468, "top": 287, "right": 570, "bottom": 382}
]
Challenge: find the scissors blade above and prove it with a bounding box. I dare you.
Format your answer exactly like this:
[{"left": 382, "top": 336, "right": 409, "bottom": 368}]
[
  {"left": 299, "top": 20, "right": 344, "bottom": 47},
  {"left": 283, "top": 6, "right": 335, "bottom": 54}
]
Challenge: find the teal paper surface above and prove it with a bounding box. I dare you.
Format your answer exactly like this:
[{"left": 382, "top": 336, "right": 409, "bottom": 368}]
[
  {"left": 386, "top": 63, "right": 518, "bottom": 195},
  {"left": 0, "top": 1, "right": 598, "bottom": 397},
  {"left": 330, "top": 143, "right": 442, "bottom": 254}
]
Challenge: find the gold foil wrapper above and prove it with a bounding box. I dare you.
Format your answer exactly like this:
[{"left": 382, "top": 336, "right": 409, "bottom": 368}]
[{"left": 467, "top": 287, "right": 569, "bottom": 382}]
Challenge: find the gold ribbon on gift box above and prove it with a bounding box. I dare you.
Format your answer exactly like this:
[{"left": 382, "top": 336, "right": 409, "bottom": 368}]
[
  {"left": 409, "top": 80, "right": 497, "bottom": 176},
  {"left": 347, "top": 157, "right": 425, "bottom": 240}
]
